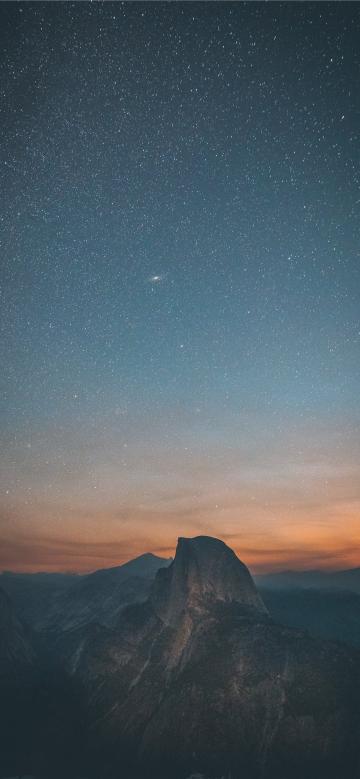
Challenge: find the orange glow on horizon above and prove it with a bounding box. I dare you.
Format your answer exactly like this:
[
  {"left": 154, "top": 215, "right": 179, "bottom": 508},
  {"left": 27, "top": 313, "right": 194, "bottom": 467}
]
[{"left": 1, "top": 500, "right": 359, "bottom": 574}]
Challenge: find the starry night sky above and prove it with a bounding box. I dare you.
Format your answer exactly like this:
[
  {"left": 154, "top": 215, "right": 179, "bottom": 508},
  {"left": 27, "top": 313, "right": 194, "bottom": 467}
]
[{"left": 1, "top": 2, "right": 359, "bottom": 572}]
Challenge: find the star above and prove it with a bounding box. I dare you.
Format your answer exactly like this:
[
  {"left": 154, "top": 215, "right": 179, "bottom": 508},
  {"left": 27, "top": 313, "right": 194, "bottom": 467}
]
[
  {"left": 0, "top": 0, "right": 358, "bottom": 577},
  {"left": 148, "top": 274, "right": 165, "bottom": 283}
]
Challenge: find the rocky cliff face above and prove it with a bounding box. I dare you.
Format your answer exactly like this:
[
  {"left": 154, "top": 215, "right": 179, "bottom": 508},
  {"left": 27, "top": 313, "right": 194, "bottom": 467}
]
[
  {"left": 151, "top": 535, "right": 267, "bottom": 625},
  {"left": 59, "top": 537, "right": 360, "bottom": 779}
]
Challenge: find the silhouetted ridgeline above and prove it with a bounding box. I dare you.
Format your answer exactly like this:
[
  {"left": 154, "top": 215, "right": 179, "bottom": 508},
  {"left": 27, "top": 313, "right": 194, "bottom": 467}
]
[{"left": 1, "top": 539, "right": 360, "bottom": 779}]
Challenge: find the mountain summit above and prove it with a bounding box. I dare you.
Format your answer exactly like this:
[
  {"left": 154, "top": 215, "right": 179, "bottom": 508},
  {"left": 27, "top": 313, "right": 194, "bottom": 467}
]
[
  {"left": 151, "top": 535, "right": 267, "bottom": 625},
  {"left": 3, "top": 536, "right": 359, "bottom": 779}
]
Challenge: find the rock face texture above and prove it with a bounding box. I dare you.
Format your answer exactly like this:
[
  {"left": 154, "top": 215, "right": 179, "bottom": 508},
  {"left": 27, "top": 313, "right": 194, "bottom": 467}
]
[
  {"left": 59, "top": 537, "right": 360, "bottom": 779},
  {"left": 151, "top": 535, "right": 267, "bottom": 625}
]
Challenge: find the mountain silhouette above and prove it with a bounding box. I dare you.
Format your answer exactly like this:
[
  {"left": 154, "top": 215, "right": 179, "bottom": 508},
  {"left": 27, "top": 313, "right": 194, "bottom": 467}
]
[
  {"left": 54, "top": 536, "right": 360, "bottom": 779},
  {"left": 257, "top": 566, "right": 360, "bottom": 593},
  {"left": 0, "top": 553, "right": 171, "bottom": 631}
]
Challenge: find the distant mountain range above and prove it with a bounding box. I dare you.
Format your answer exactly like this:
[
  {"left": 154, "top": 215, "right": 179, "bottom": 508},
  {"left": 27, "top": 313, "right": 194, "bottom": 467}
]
[
  {"left": 1, "top": 538, "right": 360, "bottom": 779},
  {"left": 256, "top": 566, "right": 360, "bottom": 592},
  {"left": 0, "top": 553, "right": 172, "bottom": 631},
  {"left": 260, "top": 587, "right": 360, "bottom": 648},
  {"left": 3, "top": 557, "right": 360, "bottom": 646}
]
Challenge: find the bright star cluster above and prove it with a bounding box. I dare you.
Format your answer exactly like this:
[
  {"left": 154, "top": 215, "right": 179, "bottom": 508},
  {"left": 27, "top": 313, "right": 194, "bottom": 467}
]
[{"left": 0, "top": 2, "right": 359, "bottom": 572}]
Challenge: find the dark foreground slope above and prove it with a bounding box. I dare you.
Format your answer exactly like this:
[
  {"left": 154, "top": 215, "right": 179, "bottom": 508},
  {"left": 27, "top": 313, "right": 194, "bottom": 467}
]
[
  {"left": 0, "top": 585, "right": 90, "bottom": 779},
  {"left": 0, "top": 587, "right": 38, "bottom": 777},
  {"left": 55, "top": 536, "right": 360, "bottom": 779}
]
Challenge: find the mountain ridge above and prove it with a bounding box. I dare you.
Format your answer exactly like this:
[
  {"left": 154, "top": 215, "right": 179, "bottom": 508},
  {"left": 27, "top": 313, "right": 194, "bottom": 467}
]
[
  {"left": 0, "top": 552, "right": 172, "bottom": 632},
  {"left": 257, "top": 566, "right": 360, "bottom": 593},
  {"left": 54, "top": 536, "right": 360, "bottom": 779},
  {"left": 1, "top": 537, "right": 360, "bottom": 778}
]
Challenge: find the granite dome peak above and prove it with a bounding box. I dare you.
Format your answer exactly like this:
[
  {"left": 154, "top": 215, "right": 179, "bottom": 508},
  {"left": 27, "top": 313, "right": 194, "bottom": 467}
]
[{"left": 151, "top": 535, "right": 268, "bottom": 625}]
